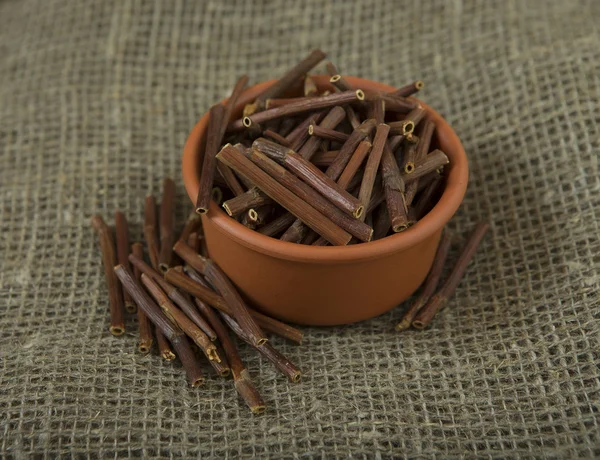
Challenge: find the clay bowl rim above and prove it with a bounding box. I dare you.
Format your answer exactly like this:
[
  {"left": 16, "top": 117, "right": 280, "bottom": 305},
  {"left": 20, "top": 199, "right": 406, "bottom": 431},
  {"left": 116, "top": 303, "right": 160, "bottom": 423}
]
[{"left": 182, "top": 75, "right": 468, "bottom": 264}]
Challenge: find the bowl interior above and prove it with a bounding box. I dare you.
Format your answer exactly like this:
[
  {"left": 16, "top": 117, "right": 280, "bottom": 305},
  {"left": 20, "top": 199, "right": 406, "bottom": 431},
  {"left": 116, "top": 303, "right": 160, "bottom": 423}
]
[{"left": 182, "top": 75, "right": 468, "bottom": 263}]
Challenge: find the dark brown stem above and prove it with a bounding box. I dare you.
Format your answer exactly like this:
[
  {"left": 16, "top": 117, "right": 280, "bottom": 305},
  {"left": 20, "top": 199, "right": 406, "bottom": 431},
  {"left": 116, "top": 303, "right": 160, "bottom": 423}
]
[
  {"left": 217, "top": 145, "right": 352, "bottom": 245},
  {"left": 263, "top": 129, "right": 291, "bottom": 146},
  {"left": 220, "top": 312, "right": 301, "bottom": 383},
  {"left": 221, "top": 75, "right": 249, "bottom": 138},
  {"left": 404, "top": 106, "right": 427, "bottom": 129},
  {"left": 413, "top": 223, "right": 490, "bottom": 329},
  {"left": 172, "top": 241, "right": 268, "bottom": 347},
  {"left": 128, "top": 254, "right": 217, "bottom": 341},
  {"left": 143, "top": 195, "right": 161, "bottom": 271},
  {"left": 217, "top": 163, "right": 246, "bottom": 196},
  {"left": 298, "top": 106, "right": 346, "bottom": 160},
  {"left": 132, "top": 242, "right": 153, "bottom": 353},
  {"left": 158, "top": 178, "right": 176, "bottom": 272},
  {"left": 178, "top": 212, "right": 203, "bottom": 243},
  {"left": 230, "top": 91, "right": 364, "bottom": 132},
  {"left": 115, "top": 211, "right": 135, "bottom": 313},
  {"left": 253, "top": 138, "right": 363, "bottom": 218},
  {"left": 141, "top": 274, "right": 220, "bottom": 363},
  {"left": 257, "top": 212, "right": 296, "bottom": 237},
  {"left": 157, "top": 332, "right": 176, "bottom": 361},
  {"left": 326, "top": 119, "right": 377, "bottom": 181},
  {"left": 373, "top": 94, "right": 418, "bottom": 113},
  {"left": 252, "top": 49, "right": 326, "bottom": 111},
  {"left": 222, "top": 186, "right": 272, "bottom": 217},
  {"left": 165, "top": 264, "right": 303, "bottom": 344},
  {"left": 415, "top": 119, "right": 435, "bottom": 162},
  {"left": 389, "top": 80, "right": 424, "bottom": 98},
  {"left": 380, "top": 142, "right": 409, "bottom": 232},
  {"left": 280, "top": 219, "right": 308, "bottom": 243},
  {"left": 372, "top": 204, "right": 390, "bottom": 240},
  {"left": 413, "top": 174, "right": 443, "bottom": 219},
  {"left": 368, "top": 97, "right": 386, "bottom": 124},
  {"left": 285, "top": 111, "right": 325, "bottom": 148},
  {"left": 388, "top": 120, "right": 415, "bottom": 136},
  {"left": 196, "top": 104, "right": 226, "bottom": 214},
  {"left": 309, "top": 124, "right": 349, "bottom": 143},
  {"left": 91, "top": 216, "right": 125, "bottom": 336},
  {"left": 336, "top": 141, "right": 372, "bottom": 190},
  {"left": 311, "top": 150, "right": 339, "bottom": 167},
  {"left": 329, "top": 74, "right": 354, "bottom": 92},
  {"left": 185, "top": 269, "right": 263, "bottom": 411},
  {"left": 396, "top": 232, "right": 452, "bottom": 331},
  {"left": 358, "top": 124, "right": 390, "bottom": 220},
  {"left": 247, "top": 149, "right": 372, "bottom": 242},
  {"left": 402, "top": 150, "right": 449, "bottom": 184},
  {"left": 114, "top": 265, "right": 204, "bottom": 385}
]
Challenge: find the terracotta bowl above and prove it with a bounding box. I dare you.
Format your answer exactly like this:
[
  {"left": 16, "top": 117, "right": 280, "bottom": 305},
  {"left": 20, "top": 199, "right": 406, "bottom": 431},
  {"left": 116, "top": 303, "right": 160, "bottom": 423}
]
[{"left": 182, "top": 76, "right": 468, "bottom": 326}]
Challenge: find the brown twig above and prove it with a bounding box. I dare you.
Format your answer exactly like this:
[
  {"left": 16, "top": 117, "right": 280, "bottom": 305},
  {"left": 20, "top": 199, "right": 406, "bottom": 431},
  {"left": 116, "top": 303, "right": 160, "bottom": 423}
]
[
  {"left": 178, "top": 212, "right": 203, "bottom": 243},
  {"left": 404, "top": 106, "right": 427, "bottom": 129},
  {"left": 389, "top": 80, "right": 424, "bottom": 98},
  {"left": 326, "top": 119, "right": 377, "bottom": 181},
  {"left": 396, "top": 232, "right": 452, "bottom": 331},
  {"left": 247, "top": 149, "right": 372, "bottom": 242},
  {"left": 91, "top": 216, "right": 125, "bottom": 336},
  {"left": 413, "top": 174, "right": 443, "bottom": 219},
  {"left": 196, "top": 104, "right": 226, "bottom": 214},
  {"left": 413, "top": 223, "right": 490, "bottom": 329},
  {"left": 185, "top": 269, "right": 264, "bottom": 413},
  {"left": 141, "top": 274, "right": 220, "bottom": 363},
  {"left": 114, "top": 266, "right": 203, "bottom": 386},
  {"left": 309, "top": 124, "right": 349, "bottom": 143},
  {"left": 368, "top": 97, "right": 386, "bottom": 124},
  {"left": 285, "top": 111, "right": 325, "bottom": 150},
  {"left": 263, "top": 129, "right": 291, "bottom": 146},
  {"left": 165, "top": 265, "right": 303, "bottom": 344},
  {"left": 131, "top": 242, "right": 153, "bottom": 353},
  {"left": 257, "top": 212, "right": 297, "bottom": 237},
  {"left": 358, "top": 124, "right": 390, "bottom": 220},
  {"left": 157, "top": 331, "right": 176, "bottom": 361},
  {"left": 114, "top": 211, "right": 135, "bottom": 313},
  {"left": 230, "top": 91, "right": 364, "bottom": 132},
  {"left": 158, "top": 178, "right": 176, "bottom": 272},
  {"left": 380, "top": 142, "right": 409, "bottom": 232},
  {"left": 217, "top": 145, "right": 352, "bottom": 245},
  {"left": 144, "top": 195, "right": 161, "bottom": 270},
  {"left": 249, "top": 49, "right": 326, "bottom": 114},
  {"left": 220, "top": 312, "right": 301, "bottom": 383},
  {"left": 253, "top": 138, "right": 364, "bottom": 218},
  {"left": 372, "top": 204, "right": 390, "bottom": 240},
  {"left": 173, "top": 241, "right": 268, "bottom": 347},
  {"left": 311, "top": 150, "right": 339, "bottom": 167},
  {"left": 222, "top": 186, "right": 272, "bottom": 218},
  {"left": 128, "top": 253, "right": 217, "bottom": 341},
  {"left": 298, "top": 106, "right": 346, "bottom": 160},
  {"left": 373, "top": 94, "right": 418, "bottom": 113}
]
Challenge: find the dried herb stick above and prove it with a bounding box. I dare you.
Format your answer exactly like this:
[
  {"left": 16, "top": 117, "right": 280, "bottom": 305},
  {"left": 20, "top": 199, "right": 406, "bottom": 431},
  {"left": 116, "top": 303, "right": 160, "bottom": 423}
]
[
  {"left": 158, "top": 178, "right": 176, "bottom": 272},
  {"left": 396, "top": 232, "right": 452, "bottom": 331},
  {"left": 132, "top": 242, "right": 153, "bottom": 353},
  {"left": 91, "top": 216, "right": 125, "bottom": 335},
  {"left": 413, "top": 223, "right": 490, "bottom": 329},
  {"left": 114, "top": 211, "right": 135, "bottom": 313},
  {"left": 114, "top": 266, "right": 203, "bottom": 386},
  {"left": 173, "top": 241, "right": 268, "bottom": 347}
]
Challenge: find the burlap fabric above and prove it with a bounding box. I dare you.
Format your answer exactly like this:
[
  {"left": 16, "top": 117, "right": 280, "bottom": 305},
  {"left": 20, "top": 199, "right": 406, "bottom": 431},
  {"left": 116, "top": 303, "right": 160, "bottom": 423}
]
[{"left": 1, "top": 0, "right": 599, "bottom": 457}]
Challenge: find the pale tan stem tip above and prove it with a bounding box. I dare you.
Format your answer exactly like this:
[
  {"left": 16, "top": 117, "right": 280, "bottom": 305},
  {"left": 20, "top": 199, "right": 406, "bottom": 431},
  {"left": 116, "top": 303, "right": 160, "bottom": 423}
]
[
  {"left": 251, "top": 405, "right": 267, "bottom": 415},
  {"left": 162, "top": 351, "right": 176, "bottom": 361},
  {"left": 395, "top": 320, "right": 410, "bottom": 332},
  {"left": 403, "top": 121, "right": 415, "bottom": 135},
  {"left": 195, "top": 207, "right": 208, "bottom": 215},
  {"left": 242, "top": 117, "right": 253, "bottom": 128},
  {"left": 125, "top": 302, "right": 136, "bottom": 313},
  {"left": 207, "top": 348, "right": 221, "bottom": 362},
  {"left": 308, "top": 125, "right": 314, "bottom": 135},
  {"left": 192, "top": 377, "right": 205, "bottom": 387},
  {"left": 256, "top": 338, "right": 268, "bottom": 346},
  {"left": 356, "top": 89, "right": 365, "bottom": 101},
  {"left": 110, "top": 326, "right": 125, "bottom": 336},
  {"left": 220, "top": 368, "right": 231, "bottom": 377},
  {"left": 290, "top": 373, "right": 301, "bottom": 383},
  {"left": 412, "top": 320, "right": 426, "bottom": 329},
  {"left": 415, "top": 80, "right": 425, "bottom": 90},
  {"left": 329, "top": 75, "right": 341, "bottom": 83},
  {"left": 354, "top": 205, "right": 364, "bottom": 218},
  {"left": 222, "top": 203, "right": 233, "bottom": 216},
  {"left": 248, "top": 209, "right": 259, "bottom": 222},
  {"left": 404, "top": 162, "right": 415, "bottom": 174}
]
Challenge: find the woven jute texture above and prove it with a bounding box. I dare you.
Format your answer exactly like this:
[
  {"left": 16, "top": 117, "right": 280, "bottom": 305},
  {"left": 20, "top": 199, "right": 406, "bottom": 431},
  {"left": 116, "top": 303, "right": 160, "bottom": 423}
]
[{"left": 1, "top": 0, "right": 599, "bottom": 458}]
